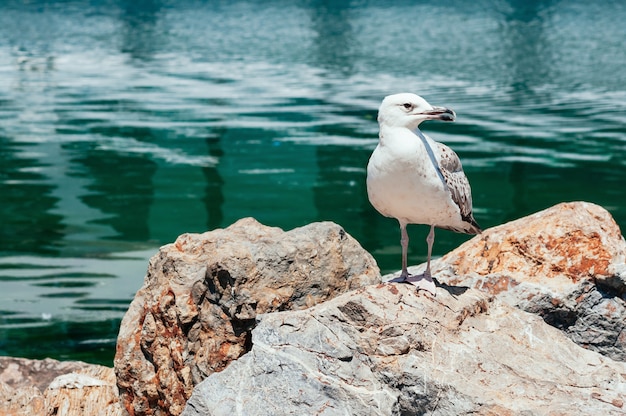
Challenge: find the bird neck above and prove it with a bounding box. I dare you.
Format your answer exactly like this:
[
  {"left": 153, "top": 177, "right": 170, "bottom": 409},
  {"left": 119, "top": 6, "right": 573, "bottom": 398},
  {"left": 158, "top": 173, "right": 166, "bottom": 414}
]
[{"left": 378, "top": 124, "right": 422, "bottom": 146}]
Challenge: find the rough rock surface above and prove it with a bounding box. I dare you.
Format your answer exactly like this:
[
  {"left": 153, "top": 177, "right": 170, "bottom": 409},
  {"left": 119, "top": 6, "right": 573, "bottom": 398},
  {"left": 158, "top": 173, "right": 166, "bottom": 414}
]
[
  {"left": 182, "top": 283, "right": 626, "bottom": 416},
  {"left": 0, "top": 356, "right": 121, "bottom": 416},
  {"left": 398, "top": 201, "right": 626, "bottom": 361},
  {"left": 114, "top": 218, "right": 380, "bottom": 416}
]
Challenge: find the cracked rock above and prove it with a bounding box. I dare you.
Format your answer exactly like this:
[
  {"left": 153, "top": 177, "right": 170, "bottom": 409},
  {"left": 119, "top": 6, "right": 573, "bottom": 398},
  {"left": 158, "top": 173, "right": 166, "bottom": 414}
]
[
  {"left": 401, "top": 201, "right": 626, "bottom": 362},
  {"left": 114, "top": 218, "right": 380, "bottom": 416},
  {"left": 0, "top": 357, "right": 121, "bottom": 416},
  {"left": 182, "top": 284, "right": 626, "bottom": 416}
]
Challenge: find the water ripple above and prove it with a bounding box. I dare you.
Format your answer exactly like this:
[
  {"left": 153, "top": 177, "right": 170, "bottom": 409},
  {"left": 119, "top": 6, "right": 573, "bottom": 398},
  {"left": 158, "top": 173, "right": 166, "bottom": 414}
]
[{"left": 1, "top": 0, "right": 626, "bottom": 363}]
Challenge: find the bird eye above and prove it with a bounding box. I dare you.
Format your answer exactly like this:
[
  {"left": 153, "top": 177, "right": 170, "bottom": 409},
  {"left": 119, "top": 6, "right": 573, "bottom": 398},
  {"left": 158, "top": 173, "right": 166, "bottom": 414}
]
[{"left": 402, "top": 103, "right": 412, "bottom": 110}]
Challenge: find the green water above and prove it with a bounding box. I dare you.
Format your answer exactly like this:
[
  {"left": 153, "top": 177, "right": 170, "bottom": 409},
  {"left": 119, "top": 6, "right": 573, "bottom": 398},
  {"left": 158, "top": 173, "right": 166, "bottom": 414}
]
[{"left": 1, "top": 0, "right": 625, "bottom": 365}]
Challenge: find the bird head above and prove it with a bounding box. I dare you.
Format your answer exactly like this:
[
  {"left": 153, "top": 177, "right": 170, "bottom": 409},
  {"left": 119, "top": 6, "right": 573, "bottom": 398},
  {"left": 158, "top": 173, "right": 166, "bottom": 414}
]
[{"left": 378, "top": 93, "right": 456, "bottom": 129}]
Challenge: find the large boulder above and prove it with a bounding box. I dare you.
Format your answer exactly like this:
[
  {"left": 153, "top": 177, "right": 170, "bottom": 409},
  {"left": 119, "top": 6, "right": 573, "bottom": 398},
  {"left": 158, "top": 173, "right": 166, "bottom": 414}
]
[
  {"left": 182, "top": 283, "right": 626, "bottom": 415},
  {"left": 0, "top": 356, "right": 121, "bottom": 416},
  {"left": 400, "top": 201, "right": 626, "bottom": 361},
  {"left": 114, "top": 218, "right": 380, "bottom": 416}
]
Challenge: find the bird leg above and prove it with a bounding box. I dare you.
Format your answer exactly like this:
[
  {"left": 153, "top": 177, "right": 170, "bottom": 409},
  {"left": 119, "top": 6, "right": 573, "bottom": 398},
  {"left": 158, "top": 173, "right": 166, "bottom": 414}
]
[
  {"left": 400, "top": 222, "right": 410, "bottom": 279},
  {"left": 424, "top": 224, "right": 435, "bottom": 278},
  {"left": 388, "top": 224, "right": 437, "bottom": 295}
]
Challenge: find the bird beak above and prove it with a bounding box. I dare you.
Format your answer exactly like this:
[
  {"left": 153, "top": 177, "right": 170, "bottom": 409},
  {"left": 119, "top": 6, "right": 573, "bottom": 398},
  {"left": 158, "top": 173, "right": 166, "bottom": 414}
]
[{"left": 424, "top": 106, "right": 456, "bottom": 122}]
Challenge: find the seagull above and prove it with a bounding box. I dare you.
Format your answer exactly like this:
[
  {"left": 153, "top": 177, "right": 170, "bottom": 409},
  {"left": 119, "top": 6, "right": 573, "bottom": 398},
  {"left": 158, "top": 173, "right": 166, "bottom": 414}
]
[{"left": 366, "top": 93, "right": 481, "bottom": 294}]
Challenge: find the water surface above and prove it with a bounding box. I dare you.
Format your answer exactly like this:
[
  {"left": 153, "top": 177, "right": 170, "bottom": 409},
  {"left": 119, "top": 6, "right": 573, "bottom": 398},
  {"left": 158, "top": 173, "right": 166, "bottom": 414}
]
[{"left": 1, "top": 0, "right": 625, "bottom": 365}]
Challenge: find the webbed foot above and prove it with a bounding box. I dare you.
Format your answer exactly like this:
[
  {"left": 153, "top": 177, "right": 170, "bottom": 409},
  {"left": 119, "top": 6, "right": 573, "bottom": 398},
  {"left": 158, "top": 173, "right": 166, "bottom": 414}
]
[{"left": 388, "top": 272, "right": 436, "bottom": 296}]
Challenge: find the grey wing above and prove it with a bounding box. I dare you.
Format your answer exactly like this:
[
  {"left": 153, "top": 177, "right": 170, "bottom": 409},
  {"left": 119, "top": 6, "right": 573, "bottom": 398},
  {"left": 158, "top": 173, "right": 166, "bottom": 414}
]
[{"left": 435, "top": 142, "right": 482, "bottom": 234}]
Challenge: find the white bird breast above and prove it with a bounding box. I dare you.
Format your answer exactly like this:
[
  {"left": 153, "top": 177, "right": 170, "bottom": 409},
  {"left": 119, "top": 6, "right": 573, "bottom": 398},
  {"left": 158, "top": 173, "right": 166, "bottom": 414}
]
[{"left": 366, "top": 131, "right": 462, "bottom": 227}]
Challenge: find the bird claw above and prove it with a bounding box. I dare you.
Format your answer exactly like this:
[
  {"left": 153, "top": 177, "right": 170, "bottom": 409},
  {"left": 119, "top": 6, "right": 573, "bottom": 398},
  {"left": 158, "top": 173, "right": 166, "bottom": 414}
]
[{"left": 388, "top": 273, "right": 437, "bottom": 296}]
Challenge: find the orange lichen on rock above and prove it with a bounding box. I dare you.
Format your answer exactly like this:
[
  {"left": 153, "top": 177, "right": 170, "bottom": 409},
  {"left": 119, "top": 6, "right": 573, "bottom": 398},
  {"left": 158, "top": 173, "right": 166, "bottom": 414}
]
[{"left": 439, "top": 202, "right": 625, "bottom": 292}]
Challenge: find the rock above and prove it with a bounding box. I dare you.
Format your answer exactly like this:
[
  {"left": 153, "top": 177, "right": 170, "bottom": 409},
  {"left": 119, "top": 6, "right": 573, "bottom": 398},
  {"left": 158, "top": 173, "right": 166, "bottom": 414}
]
[
  {"left": 114, "top": 218, "right": 380, "bottom": 416},
  {"left": 0, "top": 381, "right": 45, "bottom": 416},
  {"left": 182, "top": 283, "right": 626, "bottom": 416},
  {"left": 399, "top": 201, "right": 626, "bottom": 361},
  {"left": 0, "top": 356, "right": 121, "bottom": 416}
]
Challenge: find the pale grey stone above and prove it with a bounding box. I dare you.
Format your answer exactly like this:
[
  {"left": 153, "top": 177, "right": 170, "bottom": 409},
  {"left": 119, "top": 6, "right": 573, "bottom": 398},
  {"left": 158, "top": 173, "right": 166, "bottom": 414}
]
[{"left": 183, "top": 284, "right": 626, "bottom": 416}]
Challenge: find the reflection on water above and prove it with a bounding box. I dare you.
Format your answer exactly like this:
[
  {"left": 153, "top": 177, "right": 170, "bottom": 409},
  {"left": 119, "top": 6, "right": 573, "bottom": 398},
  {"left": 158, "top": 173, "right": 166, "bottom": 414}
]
[
  {"left": 0, "top": 249, "right": 153, "bottom": 365},
  {"left": 498, "top": 0, "right": 555, "bottom": 99},
  {"left": 1, "top": 0, "right": 625, "bottom": 364}
]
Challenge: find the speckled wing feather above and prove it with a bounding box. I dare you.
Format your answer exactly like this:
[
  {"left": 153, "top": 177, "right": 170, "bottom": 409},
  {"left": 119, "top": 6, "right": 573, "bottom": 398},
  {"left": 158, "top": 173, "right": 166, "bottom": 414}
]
[{"left": 435, "top": 142, "right": 482, "bottom": 234}]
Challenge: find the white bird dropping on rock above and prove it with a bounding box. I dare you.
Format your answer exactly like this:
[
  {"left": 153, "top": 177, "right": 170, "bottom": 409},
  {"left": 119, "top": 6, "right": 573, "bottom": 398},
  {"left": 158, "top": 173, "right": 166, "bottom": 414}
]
[{"left": 367, "top": 93, "right": 481, "bottom": 294}]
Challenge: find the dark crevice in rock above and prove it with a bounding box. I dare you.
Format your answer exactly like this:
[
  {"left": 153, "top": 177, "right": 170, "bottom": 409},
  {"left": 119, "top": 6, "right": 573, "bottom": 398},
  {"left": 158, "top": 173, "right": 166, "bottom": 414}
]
[
  {"left": 540, "top": 309, "right": 578, "bottom": 330},
  {"left": 231, "top": 318, "right": 256, "bottom": 338},
  {"left": 595, "top": 278, "right": 626, "bottom": 299}
]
